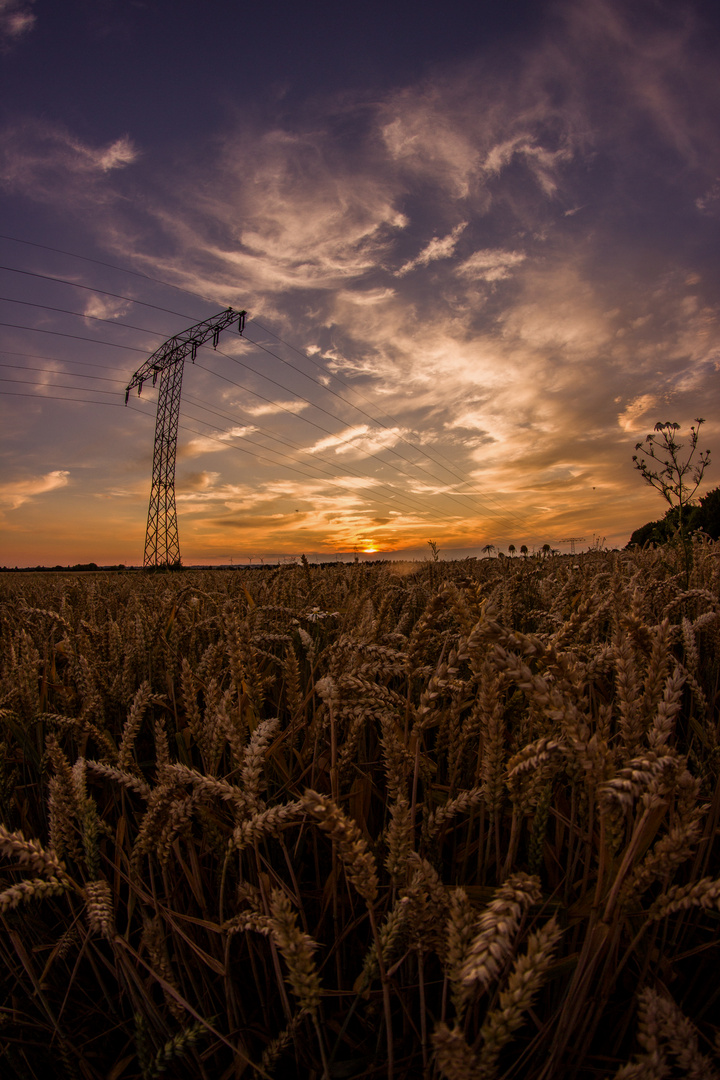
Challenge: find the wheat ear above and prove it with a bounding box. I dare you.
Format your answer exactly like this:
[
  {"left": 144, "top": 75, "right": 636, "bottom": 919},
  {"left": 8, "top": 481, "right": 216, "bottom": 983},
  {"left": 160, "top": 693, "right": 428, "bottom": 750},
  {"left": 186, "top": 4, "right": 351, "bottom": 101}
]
[
  {"left": 269, "top": 888, "right": 322, "bottom": 1016},
  {"left": 84, "top": 878, "right": 115, "bottom": 939},
  {"left": 432, "top": 1022, "right": 481, "bottom": 1080},
  {"left": 444, "top": 887, "right": 476, "bottom": 1021},
  {"left": 0, "top": 876, "right": 68, "bottom": 913},
  {"left": 457, "top": 873, "right": 542, "bottom": 996},
  {"left": 300, "top": 789, "right": 378, "bottom": 903},
  {"left": 476, "top": 916, "right": 563, "bottom": 1078},
  {"left": 0, "top": 824, "right": 64, "bottom": 877},
  {"left": 649, "top": 875, "right": 720, "bottom": 919},
  {"left": 385, "top": 794, "right": 414, "bottom": 883},
  {"left": 117, "top": 680, "right": 152, "bottom": 770}
]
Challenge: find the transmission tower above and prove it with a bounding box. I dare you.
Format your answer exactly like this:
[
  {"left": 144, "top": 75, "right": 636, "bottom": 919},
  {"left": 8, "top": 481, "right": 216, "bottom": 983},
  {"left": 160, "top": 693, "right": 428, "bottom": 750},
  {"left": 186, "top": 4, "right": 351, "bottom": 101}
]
[
  {"left": 552, "top": 537, "right": 586, "bottom": 555},
  {"left": 125, "top": 308, "right": 246, "bottom": 567}
]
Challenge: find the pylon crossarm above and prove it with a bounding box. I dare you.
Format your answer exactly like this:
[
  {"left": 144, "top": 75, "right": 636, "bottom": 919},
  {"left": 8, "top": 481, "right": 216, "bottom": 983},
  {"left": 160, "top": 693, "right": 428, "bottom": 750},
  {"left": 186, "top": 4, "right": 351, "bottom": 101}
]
[{"left": 124, "top": 308, "right": 245, "bottom": 400}]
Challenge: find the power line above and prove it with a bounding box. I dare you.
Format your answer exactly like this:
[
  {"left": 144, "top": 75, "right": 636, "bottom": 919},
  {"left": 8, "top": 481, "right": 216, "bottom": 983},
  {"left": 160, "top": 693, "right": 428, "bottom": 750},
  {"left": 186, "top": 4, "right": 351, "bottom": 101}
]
[
  {"left": 0, "top": 365, "right": 124, "bottom": 384},
  {"left": 0, "top": 389, "right": 137, "bottom": 406},
  {"left": 1, "top": 255, "right": 478, "bottom": 494},
  {"left": 199, "top": 353, "right": 516, "bottom": 526},
  {"left": 0, "top": 237, "right": 522, "bottom": 517},
  {"left": 0, "top": 233, "right": 217, "bottom": 304},
  {"left": 0, "top": 294, "right": 172, "bottom": 337},
  {"left": 0, "top": 349, "right": 126, "bottom": 370},
  {"left": 0, "top": 382, "right": 514, "bottom": 543},
  {"left": 0, "top": 264, "right": 192, "bottom": 320},
  {"left": 241, "top": 332, "right": 527, "bottom": 527},
  {"left": 0, "top": 376, "right": 473, "bottom": 529},
  {"left": 2, "top": 303, "right": 513, "bottom": 524},
  {"left": 173, "top": 416, "right": 468, "bottom": 529},
  {"left": 0, "top": 382, "right": 459, "bottom": 527},
  {"left": 0, "top": 322, "right": 147, "bottom": 352},
  {"left": 249, "top": 318, "right": 532, "bottom": 527},
  {"left": 0, "top": 377, "right": 122, "bottom": 395},
  {"left": 180, "top": 394, "right": 470, "bottom": 525},
  {"left": 0, "top": 233, "right": 532, "bottom": 532}
]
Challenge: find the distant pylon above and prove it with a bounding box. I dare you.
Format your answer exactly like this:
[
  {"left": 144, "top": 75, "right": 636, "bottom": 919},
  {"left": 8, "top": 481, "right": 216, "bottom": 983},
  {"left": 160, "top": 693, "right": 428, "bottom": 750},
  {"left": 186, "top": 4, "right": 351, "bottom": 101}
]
[
  {"left": 552, "top": 537, "right": 586, "bottom": 555},
  {"left": 125, "top": 308, "right": 246, "bottom": 566}
]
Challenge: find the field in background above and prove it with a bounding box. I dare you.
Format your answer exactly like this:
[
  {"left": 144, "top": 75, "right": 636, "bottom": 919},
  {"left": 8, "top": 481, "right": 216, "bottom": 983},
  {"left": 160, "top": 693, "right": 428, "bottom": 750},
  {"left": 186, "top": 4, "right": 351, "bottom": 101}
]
[{"left": 2, "top": 546, "right": 720, "bottom": 1079}]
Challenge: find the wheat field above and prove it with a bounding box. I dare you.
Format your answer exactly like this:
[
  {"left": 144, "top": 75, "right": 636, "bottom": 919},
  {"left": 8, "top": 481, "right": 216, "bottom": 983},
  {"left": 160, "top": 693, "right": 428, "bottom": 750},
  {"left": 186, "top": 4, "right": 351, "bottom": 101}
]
[{"left": 1, "top": 543, "right": 720, "bottom": 1078}]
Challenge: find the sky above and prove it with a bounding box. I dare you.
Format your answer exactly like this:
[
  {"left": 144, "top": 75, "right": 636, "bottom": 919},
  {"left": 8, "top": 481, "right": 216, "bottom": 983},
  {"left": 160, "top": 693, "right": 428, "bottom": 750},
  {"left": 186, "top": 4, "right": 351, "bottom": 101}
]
[{"left": 1, "top": 0, "right": 720, "bottom": 565}]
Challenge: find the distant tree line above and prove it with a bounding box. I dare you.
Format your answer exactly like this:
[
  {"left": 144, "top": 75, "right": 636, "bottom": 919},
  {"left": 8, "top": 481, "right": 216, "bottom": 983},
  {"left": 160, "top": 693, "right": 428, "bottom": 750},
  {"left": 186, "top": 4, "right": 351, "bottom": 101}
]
[
  {"left": 627, "top": 485, "right": 720, "bottom": 547},
  {"left": 0, "top": 563, "right": 127, "bottom": 573}
]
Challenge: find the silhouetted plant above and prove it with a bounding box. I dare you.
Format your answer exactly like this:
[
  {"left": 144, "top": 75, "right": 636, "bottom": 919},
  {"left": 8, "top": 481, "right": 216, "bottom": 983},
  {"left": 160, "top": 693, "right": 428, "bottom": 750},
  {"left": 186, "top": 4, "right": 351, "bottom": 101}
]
[
  {"left": 427, "top": 540, "right": 440, "bottom": 562},
  {"left": 633, "top": 419, "right": 711, "bottom": 583}
]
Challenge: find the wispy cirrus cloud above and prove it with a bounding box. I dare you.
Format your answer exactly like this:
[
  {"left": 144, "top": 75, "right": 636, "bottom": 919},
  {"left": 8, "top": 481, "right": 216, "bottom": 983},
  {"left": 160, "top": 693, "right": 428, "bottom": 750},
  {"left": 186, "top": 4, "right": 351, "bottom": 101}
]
[
  {"left": 0, "top": 120, "right": 138, "bottom": 205},
  {"left": 83, "top": 296, "right": 132, "bottom": 321},
  {"left": 305, "top": 424, "right": 404, "bottom": 458},
  {"left": 180, "top": 425, "right": 256, "bottom": 459},
  {"left": 396, "top": 222, "right": 468, "bottom": 277},
  {"left": 0, "top": 0, "right": 35, "bottom": 48},
  {"left": 0, "top": 469, "right": 69, "bottom": 510},
  {"left": 244, "top": 399, "right": 308, "bottom": 417},
  {"left": 456, "top": 249, "right": 526, "bottom": 282}
]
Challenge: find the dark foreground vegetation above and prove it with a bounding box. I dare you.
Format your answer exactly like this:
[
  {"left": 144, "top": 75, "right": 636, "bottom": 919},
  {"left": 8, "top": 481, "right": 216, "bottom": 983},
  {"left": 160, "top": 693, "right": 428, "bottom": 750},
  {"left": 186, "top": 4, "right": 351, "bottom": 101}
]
[
  {"left": 2, "top": 545, "right": 720, "bottom": 1078},
  {"left": 628, "top": 484, "right": 720, "bottom": 548}
]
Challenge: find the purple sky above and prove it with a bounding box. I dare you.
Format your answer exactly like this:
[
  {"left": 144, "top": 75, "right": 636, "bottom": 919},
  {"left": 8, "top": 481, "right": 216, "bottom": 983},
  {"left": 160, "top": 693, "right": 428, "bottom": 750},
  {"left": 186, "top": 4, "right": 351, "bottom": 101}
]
[{"left": 1, "top": 0, "right": 719, "bottom": 564}]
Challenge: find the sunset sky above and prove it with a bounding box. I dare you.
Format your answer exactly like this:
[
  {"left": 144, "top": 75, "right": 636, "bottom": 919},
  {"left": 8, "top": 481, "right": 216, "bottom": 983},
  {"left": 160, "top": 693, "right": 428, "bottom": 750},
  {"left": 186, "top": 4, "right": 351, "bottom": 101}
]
[{"left": 1, "top": 0, "right": 720, "bottom": 565}]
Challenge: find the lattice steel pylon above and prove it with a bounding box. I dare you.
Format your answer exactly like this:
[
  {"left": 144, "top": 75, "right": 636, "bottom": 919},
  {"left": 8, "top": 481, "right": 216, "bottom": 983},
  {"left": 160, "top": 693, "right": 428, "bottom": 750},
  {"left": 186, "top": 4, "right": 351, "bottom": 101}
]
[
  {"left": 125, "top": 308, "right": 246, "bottom": 567},
  {"left": 552, "top": 537, "right": 586, "bottom": 555}
]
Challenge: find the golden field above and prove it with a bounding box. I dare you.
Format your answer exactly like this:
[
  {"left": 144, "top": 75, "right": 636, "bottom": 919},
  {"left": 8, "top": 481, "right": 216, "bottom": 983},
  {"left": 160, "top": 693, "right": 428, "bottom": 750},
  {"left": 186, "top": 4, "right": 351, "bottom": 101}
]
[{"left": 1, "top": 545, "right": 720, "bottom": 1079}]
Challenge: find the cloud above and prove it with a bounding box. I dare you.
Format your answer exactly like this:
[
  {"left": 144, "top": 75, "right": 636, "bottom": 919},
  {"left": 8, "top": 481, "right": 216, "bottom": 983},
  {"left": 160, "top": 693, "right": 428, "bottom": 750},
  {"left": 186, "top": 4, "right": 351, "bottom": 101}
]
[
  {"left": 0, "top": 0, "right": 35, "bottom": 47},
  {"left": 456, "top": 249, "right": 526, "bottom": 282},
  {"left": 396, "top": 222, "right": 468, "bottom": 276},
  {"left": 696, "top": 179, "right": 720, "bottom": 215},
  {"left": 180, "top": 425, "right": 256, "bottom": 459},
  {"left": 0, "top": 120, "right": 138, "bottom": 206},
  {"left": 136, "top": 126, "right": 408, "bottom": 304},
  {"left": 244, "top": 400, "right": 308, "bottom": 417},
  {"left": 380, "top": 90, "right": 481, "bottom": 198},
  {"left": 482, "top": 136, "right": 573, "bottom": 197},
  {"left": 83, "top": 296, "right": 132, "bottom": 321},
  {"left": 305, "top": 424, "right": 404, "bottom": 458},
  {"left": 617, "top": 395, "right": 657, "bottom": 433},
  {"left": 336, "top": 287, "right": 397, "bottom": 305},
  {"left": 0, "top": 470, "right": 69, "bottom": 510}
]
